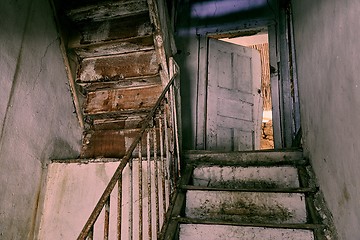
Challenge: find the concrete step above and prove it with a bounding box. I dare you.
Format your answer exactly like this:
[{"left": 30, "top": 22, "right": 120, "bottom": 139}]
[
  {"left": 185, "top": 190, "right": 307, "bottom": 224},
  {"left": 179, "top": 223, "right": 314, "bottom": 240},
  {"left": 192, "top": 165, "right": 300, "bottom": 189},
  {"left": 184, "top": 150, "right": 305, "bottom": 167}
]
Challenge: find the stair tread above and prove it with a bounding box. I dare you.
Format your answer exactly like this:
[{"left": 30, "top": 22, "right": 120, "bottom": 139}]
[
  {"left": 176, "top": 217, "right": 323, "bottom": 230},
  {"left": 77, "top": 74, "right": 161, "bottom": 91},
  {"left": 68, "top": 11, "right": 152, "bottom": 47},
  {"left": 181, "top": 185, "right": 317, "bottom": 193},
  {"left": 78, "top": 50, "right": 158, "bottom": 83},
  {"left": 65, "top": 0, "right": 149, "bottom": 23},
  {"left": 193, "top": 165, "right": 301, "bottom": 189},
  {"left": 83, "top": 84, "right": 162, "bottom": 116},
  {"left": 70, "top": 35, "right": 155, "bottom": 58},
  {"left": 179, "top": 222, "right": 315, "bottom": 240},
  {"left": 185, "top": 149, "right": 306, "bottom": 167},
  {"left": 185, "top": 190, "right": 308, "bottom": 224}
]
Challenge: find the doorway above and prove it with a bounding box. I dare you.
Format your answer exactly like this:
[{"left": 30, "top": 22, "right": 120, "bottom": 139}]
[{"left": 219, "top": 33, "right": 274, "bottom": 150}]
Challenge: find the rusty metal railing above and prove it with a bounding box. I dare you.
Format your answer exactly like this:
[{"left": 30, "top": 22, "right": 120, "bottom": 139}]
[{"left": 77, "top": 58, "right": 181, "bottom": 240}]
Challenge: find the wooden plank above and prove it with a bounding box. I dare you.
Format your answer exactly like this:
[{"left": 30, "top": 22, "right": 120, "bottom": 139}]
[
  {"left": 92, "top": 114, "right": 148, "bottom": 130},
  {"left": 78, "top": 75, "right": 161, "bottom": 91},
  {"left": 268, "top": 24, "right": 283, "bottom": 149},
  {"left": 73, "top": 12, "right": 152, "bottom": 45},
  {"left": 81, "top": 129, "right": 133, "bottom": 158},
  {"left": 81, "top": 128, "right": 162, "bottom": 158},
  {"left": 84, "top": 84, "right": 163, "bottom": 115},
  {"left": 71, "top": 35, "right": 154, "bottom": 58},
  {"left": 66, "top": 0, "right": 148, "bottom": 23},
  {"left": 78, "top": 50, "right": 158, "bottom": 82}
]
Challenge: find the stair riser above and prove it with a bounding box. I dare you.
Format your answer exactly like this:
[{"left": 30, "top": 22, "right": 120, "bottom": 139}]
[
  {"left": 66, "top": 0, "right": 148, "bottom": 23},
  {"left": 79, "top": 50, "right": 158, "bottom": 83},
  {"left": 193, "top": 166, "right": 300, "bottom": 189},
  {"left": 186, "top": 190, "right": 307, "bottom": 224},
  {"left": 84, "top": 85, "right": 162, "bottom": 115},
  {"left": 179, "top": 224, "right": 314, "bottom": 240}
]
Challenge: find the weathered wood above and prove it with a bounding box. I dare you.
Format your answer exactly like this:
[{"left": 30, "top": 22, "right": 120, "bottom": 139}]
[
  {"left": 92, "top": 114, "right": 149, "bottom": 130},
  {"left": 70, "top": 35, "right": 154, "bottom": 58},
  {"left": 78, "top": 75, "right": 161, "bottom": 91},
  {"left": 81, "top": 128, "right": 162, "bottom": 158},
  {"left": 84, "top": 85, "right": 163, "bottom": 115},
  {"left": 78, "top": 50, "right": 158, "bottom": 82},
  {"left": 66, "top": 0, "right": 148, "bottom": 23},
  {"left": 74, "top": 12, "right": 152, "bottom": 45},
  {"left": 207, "top": 38, "right": 262, "bottom": 151}
]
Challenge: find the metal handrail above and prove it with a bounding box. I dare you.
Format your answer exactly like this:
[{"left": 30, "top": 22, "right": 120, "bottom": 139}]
[{"left": 77, "top": 60, "right": 180, "bottom": 240}]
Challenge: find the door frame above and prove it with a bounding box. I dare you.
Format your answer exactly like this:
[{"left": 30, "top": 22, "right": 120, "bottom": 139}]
[{"left": 194, "top": 9, "right": 300, "bottom": 150}]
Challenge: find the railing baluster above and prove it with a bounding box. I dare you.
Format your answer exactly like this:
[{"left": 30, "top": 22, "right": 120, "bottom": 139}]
[
  {"left": 129, "top": 159, "right": 133, "bottom": 240},
  {"left": 170, "top": 85, "right": 181, "bottom": 179},
  {"left": 153, "top": 124, "right": 160, "bottom": 236},
  {"left": 159, "top": 109, "right": 167, "bottom": 219},
  {"left": 77, "top": 59, "right": 180, "bottom": 240},
  {"left": 104, "top": 198, "right": 110, "bottom": 240},
  {"left": 138, "top": 141, "right": 143, "bottom": 240},
  {"left": 163, "top": 106, "right": 171, "bottom": 206},
  {"left": 117, "top": 176, "right": 122, "bottom": 240},
  {"left": 147, "top": 131, "right": 152, "bottom": 239}
]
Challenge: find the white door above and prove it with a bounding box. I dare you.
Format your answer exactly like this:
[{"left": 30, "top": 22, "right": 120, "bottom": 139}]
[{"left": 206, "top": 38, "right": 262, "bottom": 151}]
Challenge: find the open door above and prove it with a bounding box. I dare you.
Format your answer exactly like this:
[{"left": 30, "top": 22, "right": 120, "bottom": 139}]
[{"left": 206, "top": 38, "right": 262, "bottom": 151}]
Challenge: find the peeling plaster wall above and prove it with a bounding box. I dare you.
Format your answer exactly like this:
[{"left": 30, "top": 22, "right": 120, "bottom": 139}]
[
  {"left": 292, "top": 0, "right": 360, "bottom": 239},
  {"left": 0, "top": 0, "right": 82, "bottom": 238}
]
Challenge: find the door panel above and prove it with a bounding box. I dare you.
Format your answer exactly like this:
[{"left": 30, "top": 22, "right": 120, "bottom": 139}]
[{"left": 206, "top": 38, "right": 262, "bottom": 151}]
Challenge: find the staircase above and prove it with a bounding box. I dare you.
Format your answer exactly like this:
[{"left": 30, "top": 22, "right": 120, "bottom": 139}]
[
  {"left": 52, "top": 0, "right": 175, "bottom": 158},
  {"left": 162, "top": 150, "right": 327, "bottom": 240}
]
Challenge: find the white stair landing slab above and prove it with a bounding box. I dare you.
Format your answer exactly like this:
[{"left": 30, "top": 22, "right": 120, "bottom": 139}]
[
  {"left": 185, "top": 190, "right": 307, "bottom": 224},
  {"left": 38, "top": 159, "right": 169, "bottom": 240},
  {"left": 193, "top": 166, "right": 300, "bottom": 189},
  {"left": 179, "top": 224, "right": 314, "bottom": 240}
]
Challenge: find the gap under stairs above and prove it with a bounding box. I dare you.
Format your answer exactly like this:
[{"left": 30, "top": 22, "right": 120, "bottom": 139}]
[{"left": 161, "top": 150, "right": 327, "bottom": 240}]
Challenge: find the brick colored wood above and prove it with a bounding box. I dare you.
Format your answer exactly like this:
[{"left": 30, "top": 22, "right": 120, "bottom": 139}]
[
  {"left": 78, "top": 50, "right": 158, "bottom": 82},
  {"left": 84, "top": 84, "right": 162, "bottom": 115}
]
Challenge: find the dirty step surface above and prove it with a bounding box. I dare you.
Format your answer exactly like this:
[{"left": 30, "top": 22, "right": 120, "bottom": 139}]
[
  {"left": 185, "top": 190, "right": 307, "bottom": 224},
  {"left": 193, "top": 166, "right": 300, "bottom": 189},
  {"left": 179, "top": 224, "right": 314, "bottom": 240}
]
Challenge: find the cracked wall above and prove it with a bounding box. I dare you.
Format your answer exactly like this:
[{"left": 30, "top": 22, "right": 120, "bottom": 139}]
[{"left": 0, "top": 0, "right": 82, "bottom": 238}]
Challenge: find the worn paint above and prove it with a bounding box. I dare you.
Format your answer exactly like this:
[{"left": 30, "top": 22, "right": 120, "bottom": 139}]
[
  {"left": 77, "top": 12, "right": 152, "bottom": 45},
  {"left": 84, "top": 84, "right": 162, "bottom": 115},
  {"left": 71, "top": 35, "right": 154, "bottom": 58},
  {"left": 66, "top": 0, "right": 148, "bottom": 23},
  {"left": 78, "top": 75, "right": 161, "bottom": 92},
  {"left": 79, "top": 50, "right": 158, "bottom": 82}
]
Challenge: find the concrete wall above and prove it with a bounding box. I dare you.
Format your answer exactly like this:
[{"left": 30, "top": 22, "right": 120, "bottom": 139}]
[
  {"left": 0, "top": 0, "right": 82, "bottom": 238},
  {"left": 292, "top": 0, "right": 360, "bottom": 239}
]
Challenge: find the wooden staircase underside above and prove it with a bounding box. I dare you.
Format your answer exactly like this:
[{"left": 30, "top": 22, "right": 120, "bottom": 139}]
[{"left": 52, "top": 0, "right": 173, "bottom": 158}]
